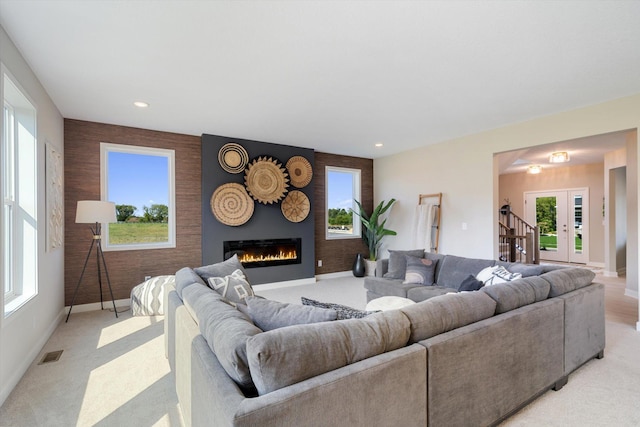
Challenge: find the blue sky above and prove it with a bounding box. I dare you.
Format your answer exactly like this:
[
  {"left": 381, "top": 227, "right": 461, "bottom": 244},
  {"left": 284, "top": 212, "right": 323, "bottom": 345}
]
[
  {"left": 107, "top": 152, "right": 168, "bottom": 216},
  {"left": 327, "top": 170, "right": 354, "bottom": 210}
]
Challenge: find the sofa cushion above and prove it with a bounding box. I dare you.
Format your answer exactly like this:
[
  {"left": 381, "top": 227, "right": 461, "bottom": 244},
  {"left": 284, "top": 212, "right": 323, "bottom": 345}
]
[
  {"left": 481, "top": 276, "right": 551, "bottom": 314},
  {"left": 541, "top": 268, "right": 596, "bottom": 297},
  {"left": 403, "top": 257, "right": 438, "bottom": 285},
  {"left": 383, "top": 249, "right": 425, "bottom": 279},
  {"left": 245, "top": 297, "right": 337, "bottom": 331},
  {"left": 182, "top": 283, "right": 262, "bottom": 389},
  {"left": 436, "top": 255, "right": 497, "bottom": 290},
  {"left": 246, "top": 310, "right": 411, "bottom": 395},
  {"left": 301, "top": 297, "right": 377, "bottom": 319},
  {"left": 498, "top": 262, "right": 546, "bottom": 277},
  {"left": 364, "top": 276, "right": 422, "bottom": 298},
  {"left": 194, "top": 254, "right": 247, "bottom": 282},
  {"left": 399, "top": 292, "right": 497, "bottom": 343},
  {"left": 406, "top": 286, "right": 456, "bottom": 302},
  {"left": 175, "top": 266, "right": 207, "bottom": 298},
  {"left": 207, "top": 268, "right": 254, "bottom": 306}
]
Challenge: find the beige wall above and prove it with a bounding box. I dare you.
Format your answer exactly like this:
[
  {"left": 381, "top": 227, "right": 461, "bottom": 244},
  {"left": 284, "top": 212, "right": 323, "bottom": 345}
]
[
  {"left": 374, "top": 94, "right": 640, "bottom": 328},
  {"left": 499, "top": 162, "right": 605, "bottom": 264}
]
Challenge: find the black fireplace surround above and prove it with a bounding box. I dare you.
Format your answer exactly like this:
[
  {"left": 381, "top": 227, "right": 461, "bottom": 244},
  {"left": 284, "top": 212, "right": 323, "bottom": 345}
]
[{"left": 224, "top": 238, "right": 302, "bottom": 268}]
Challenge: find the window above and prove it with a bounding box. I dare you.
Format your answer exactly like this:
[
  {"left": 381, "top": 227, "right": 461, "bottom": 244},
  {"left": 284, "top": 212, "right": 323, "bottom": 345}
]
[
  {"left": 2, "top": 73, "right": 38, "bottom": 317},
  {"left": 325, "top": 166, "right": 361, "bottom": 239},
  {"left": 100, "top": 143, "right": 176, "bottom": 251}
]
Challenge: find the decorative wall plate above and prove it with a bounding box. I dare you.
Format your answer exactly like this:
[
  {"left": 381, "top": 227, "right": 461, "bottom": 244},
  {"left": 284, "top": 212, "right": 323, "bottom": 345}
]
[
  {"left": 218, "top": 143, "right": 249, "bottom": 174},
  {"left": 244, "top": 156, "right": 290, "bottom": 204},
  {"left": 281, "top": 190, "right": 310, "bottom": 223},
  {"left": 286, "top": 156, "right": 313, "bottom": 188},
  {"left": 210, "top": 183, "right": 254, "bottom": 226}
]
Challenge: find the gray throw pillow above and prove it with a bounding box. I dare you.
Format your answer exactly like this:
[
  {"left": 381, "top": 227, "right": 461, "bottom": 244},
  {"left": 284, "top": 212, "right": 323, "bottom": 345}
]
[
  {"left": 383, "top": 249, "right": 425, "bottom": 279},
  {"left": 301, "top": 297, "right": 379, "bottom": 319},
  {"left": 245, "top": 296, "right": 337, "bottom": 331},
  {"left": 194, "top": 254, "right": 247, "bottom": 281},
  {"left": 207, "top": 268, "right": 254, "bottom": 306},
  {"left": 403, "top": 256, "right": 437, "bottom": 285}
]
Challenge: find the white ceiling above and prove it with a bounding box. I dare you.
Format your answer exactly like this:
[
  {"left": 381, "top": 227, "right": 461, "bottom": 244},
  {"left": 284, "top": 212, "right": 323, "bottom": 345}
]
[{"left": 1, "top": 1, "right": 639, "bottom": 160}]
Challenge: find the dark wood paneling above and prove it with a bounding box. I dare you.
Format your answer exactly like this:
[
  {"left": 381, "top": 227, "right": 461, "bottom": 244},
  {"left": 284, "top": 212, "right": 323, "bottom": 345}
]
[
  {"left": 64, "top": 119, "right": 201, "bottom": 305},
  {"left": 314, "top": 152, "right": 373, "bottom": 274}
]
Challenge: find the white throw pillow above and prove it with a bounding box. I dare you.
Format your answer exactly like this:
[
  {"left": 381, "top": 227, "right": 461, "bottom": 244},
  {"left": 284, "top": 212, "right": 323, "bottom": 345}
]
[
  {"left": 478, "top": 265, "right": 522, "bottom": 286},
  {"left": 476, "top": 266, "right": 500, "bottom": 284}
]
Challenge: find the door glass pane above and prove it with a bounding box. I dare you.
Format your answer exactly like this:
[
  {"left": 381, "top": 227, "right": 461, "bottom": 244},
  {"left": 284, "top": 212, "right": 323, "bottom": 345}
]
[
  {"left": 536, "top": 196, "right": 558, "bottom": 253},
  {"left": 573, "top": 195, "right": 583, "bottom": 254}
]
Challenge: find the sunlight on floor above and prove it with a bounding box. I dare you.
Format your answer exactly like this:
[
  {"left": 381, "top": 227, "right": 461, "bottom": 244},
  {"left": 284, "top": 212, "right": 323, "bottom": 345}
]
[{"left": 97, "top": 314, "right": 163, "bottom": 349}]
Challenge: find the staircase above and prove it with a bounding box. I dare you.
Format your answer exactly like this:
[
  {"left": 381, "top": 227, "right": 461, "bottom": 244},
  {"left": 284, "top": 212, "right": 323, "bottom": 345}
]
[{"left": 499, "top": 205, "right": 540, "bottom": 264}]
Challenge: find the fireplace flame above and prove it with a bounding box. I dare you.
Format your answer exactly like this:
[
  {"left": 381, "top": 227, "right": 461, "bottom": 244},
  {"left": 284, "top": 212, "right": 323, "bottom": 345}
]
[{"left": 238, "top": 249, "right": 297, "bottom": 264}]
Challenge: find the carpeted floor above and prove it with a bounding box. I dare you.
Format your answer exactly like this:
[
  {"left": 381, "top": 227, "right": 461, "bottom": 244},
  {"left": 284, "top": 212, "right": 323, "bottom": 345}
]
[{"left": 0, "top": 272, "right": 638, "bottom": 426}]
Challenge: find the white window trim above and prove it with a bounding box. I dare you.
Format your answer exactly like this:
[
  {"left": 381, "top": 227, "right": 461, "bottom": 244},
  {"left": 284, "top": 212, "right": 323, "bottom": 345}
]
[
  {"left": 100, "top": 142, "right": 176, "bottom": 251},
  {"left": 2, "top": 69, "right": 39, "bottom": 318},
  {"left": 325, "top": 166, "right": 362, "bottom": 240}
]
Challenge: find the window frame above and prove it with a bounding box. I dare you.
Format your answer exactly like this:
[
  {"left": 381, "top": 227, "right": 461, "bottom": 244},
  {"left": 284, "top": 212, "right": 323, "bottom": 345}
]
[
  {"left": 325, "top": 166, "right": 362, "bottom": 240},
  {"left": 100, "top": 142, "right": 176, "bottom": 251},
  {"left": 2, "top": 70, "right": 39, "bottom": 317}
]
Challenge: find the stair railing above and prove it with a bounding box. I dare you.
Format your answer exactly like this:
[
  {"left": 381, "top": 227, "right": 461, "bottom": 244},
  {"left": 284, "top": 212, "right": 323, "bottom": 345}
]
[{"left": 498, "top": 205, "right": 540, "bottom": 264}]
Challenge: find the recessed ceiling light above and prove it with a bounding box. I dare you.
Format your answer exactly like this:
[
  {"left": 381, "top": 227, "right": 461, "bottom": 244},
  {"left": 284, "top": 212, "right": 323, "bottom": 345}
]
[
  {"left": 133, "top": 101, "right": 149, "bottom": 108},
  {"left": 527, "top": 165, "right": 543, "bottom": 174},
  {"left": 375, "top": 143, "right": 383, "bottom": 147},
  {"left": 549, "top": 151, "right": 569, "bottom": 163}
]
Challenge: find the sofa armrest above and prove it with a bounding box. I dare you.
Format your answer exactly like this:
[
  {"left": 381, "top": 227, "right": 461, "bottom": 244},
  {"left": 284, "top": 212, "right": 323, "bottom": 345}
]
[
  {"left": 234, "top": 344, "right": 427, "bottom": 427},
  {"left": 375, "top": 258, "right": 389, "bottom": 277}
]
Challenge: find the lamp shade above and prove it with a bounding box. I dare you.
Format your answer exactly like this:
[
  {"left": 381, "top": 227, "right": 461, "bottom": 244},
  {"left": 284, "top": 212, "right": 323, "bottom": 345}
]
[{"left": 76, "top": 201, "right": 117, "bottom": 224}]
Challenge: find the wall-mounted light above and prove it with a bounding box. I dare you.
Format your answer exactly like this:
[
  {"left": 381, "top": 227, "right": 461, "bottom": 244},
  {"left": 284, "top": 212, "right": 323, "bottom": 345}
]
[
  {"left": 549, "top": 151, "right": 570, "bottom": 163},
  {"left": 527, "top": 165, "right": 543, "bottom": 174}
]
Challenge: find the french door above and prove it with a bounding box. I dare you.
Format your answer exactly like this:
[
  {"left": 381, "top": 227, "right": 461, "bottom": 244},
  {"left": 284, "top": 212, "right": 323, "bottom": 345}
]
[{"left": 524, "top": 189, "right": 589, "bottom": 264}]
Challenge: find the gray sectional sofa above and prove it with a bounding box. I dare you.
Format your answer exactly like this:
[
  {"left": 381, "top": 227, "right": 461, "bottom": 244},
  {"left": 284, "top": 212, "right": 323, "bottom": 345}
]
[{"left": 165, "top": 252, "right": 605, "bottom": 427}]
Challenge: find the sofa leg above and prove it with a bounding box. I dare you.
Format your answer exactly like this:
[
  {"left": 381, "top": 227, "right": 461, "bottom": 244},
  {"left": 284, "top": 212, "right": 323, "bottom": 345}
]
[
  {"left": 596, "top": 350, "right": 604, "bottom": 359},
  {"left": 553, "top": 376, "right": 568, "bottom": 391}
]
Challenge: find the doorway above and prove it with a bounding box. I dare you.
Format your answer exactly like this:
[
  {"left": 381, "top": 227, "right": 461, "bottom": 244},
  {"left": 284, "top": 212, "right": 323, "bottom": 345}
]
[{"left": 524, "top": 189, "right": 589, "bottom": 264}]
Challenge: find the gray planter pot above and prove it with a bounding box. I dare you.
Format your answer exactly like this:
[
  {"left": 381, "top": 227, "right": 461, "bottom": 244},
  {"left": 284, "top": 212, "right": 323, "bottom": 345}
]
[{"left": 364, "top": 259, "right": 376, "bottom": 277}]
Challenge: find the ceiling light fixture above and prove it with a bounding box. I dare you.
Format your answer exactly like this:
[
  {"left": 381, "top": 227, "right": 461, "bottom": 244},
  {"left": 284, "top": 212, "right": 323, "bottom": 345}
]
[
  {"left": 375, "top": 143, "right": 383, "bottom": 147},
  {"left": 133, "top": 101, "right": 149, "bottom": 108},
  {"left": 549, "top": 151, "right": 569, "bottom": 163},
  {"left": 527, "top": 165, "right": 543, "bottom": 174}
]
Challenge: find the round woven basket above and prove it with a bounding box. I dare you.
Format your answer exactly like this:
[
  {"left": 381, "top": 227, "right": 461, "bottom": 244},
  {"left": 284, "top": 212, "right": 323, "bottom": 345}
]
[
  {"left": 218, "top": 143, "right": 249, "bottom": 174},
  {"left": 210, "top": 183, "right": 254, "bottom": 226},
  {"left": 244, "top": 156, "right": 289, "bottom": 204},
  {"left": 286, "top": 156, "right": 313, "bottom": 188},
  {"left": 281, "top": 190, "right": 310, "bottom": 222}
]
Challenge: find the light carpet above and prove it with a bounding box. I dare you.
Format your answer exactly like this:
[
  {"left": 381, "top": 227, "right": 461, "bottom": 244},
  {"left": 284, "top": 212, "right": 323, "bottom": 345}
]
[{"left": 0, "top": 273, "right": 638, "bottom": 426}]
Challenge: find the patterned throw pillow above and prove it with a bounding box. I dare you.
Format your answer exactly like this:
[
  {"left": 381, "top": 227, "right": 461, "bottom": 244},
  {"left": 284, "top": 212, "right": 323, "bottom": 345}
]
[
  {"left": 207, "top": 269, "right": 255, "bottom": 306},
  {"left": 383, "top": 249, "right": 425, "bottom": 279},
  {"left": 476, "top": 265, "right": 522, "bottom": 286},
  {"left": 301, "top": 297, "right": 379, "bottom": 320},
  {"left": 403, "top": 256, "right": 437, "bottom": 285}
]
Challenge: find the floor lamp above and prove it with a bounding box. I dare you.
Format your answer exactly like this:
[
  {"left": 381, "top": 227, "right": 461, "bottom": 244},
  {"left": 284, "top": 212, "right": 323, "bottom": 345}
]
[{"left": 66, "top": 200, "right": 119, "bottom": 322}]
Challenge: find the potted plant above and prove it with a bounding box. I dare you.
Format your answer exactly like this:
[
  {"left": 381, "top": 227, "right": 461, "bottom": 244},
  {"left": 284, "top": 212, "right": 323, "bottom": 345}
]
[{"left": 352, "top": 199, "right": 397, "bottom": 276}]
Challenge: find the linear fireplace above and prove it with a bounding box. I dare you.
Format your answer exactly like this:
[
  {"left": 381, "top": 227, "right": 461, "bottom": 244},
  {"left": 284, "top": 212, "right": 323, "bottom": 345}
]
[{"left": 223, "top": 238, "right": 302, "bottom": 268}]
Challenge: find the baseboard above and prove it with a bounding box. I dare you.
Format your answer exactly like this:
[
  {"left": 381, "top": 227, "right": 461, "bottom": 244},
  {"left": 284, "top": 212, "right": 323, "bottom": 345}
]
[
  {"left": 0, "top": 309, "right": 65, "bottom": 407},
  {"left": 587, "top": 262, "right": 605, "bottom": 268},
  {"left": 624, "top": 289, "right": 638, "bottom": 299},
  {"left": 64, "top": 298, "right": 131, "bottom": 314},
  {"left": 316, "top": 271, "right": 354, "bottom": 280},
  {"left": 617, "top": 267, "right": 627, "bottom": 276},
  {"left": 603, "top": 270, "right": 619, "bottom": 278},
  {"left": 253, "top": 277, "right": 316, "bottom": 291}
]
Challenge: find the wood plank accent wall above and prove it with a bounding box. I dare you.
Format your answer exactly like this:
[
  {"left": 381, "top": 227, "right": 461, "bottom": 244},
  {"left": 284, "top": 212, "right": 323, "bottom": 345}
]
[
  {"left": 314, "top": 152, "right": 373, "bottom": 274},
  {"left": 64, "top": 119, "right": 201, "bottom": 305}
]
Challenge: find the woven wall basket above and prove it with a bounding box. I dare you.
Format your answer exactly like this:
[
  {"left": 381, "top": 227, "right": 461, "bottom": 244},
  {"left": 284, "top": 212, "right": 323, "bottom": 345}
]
[
  {"left": 218, "top": 143, "right": 249, "bottom": 174},
  {"left": 244, "top": 156, "right": 290, "bottom": 204},
  {"left": 286, "top": 155, "right": 313, "bottom": 188},
  {"left": 210, "top": 183, "right": 254, "bottom": 226},
  {"left": 281, "top": 190, "right": 310, "bottom": 223}
]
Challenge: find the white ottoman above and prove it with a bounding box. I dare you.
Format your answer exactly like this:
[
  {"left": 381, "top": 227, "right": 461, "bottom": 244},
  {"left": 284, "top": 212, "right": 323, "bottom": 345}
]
[
  {"left": 130, "top": 275, "right": 175, "bottom": 316},
  {"left": 366, "top": 296, "right": 416, "bottom": 311}
]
